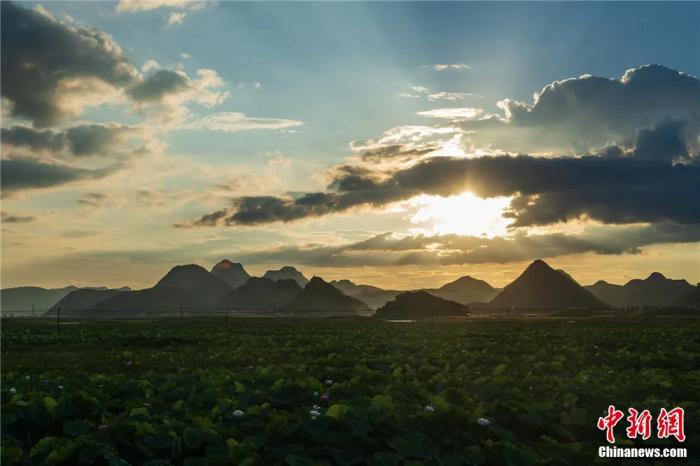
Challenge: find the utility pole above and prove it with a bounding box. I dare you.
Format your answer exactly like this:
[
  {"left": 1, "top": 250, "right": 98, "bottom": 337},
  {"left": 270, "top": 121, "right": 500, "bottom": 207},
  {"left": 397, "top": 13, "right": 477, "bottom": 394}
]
[{"left": 56, "top": 308, "right": 61, "bottom": 328}]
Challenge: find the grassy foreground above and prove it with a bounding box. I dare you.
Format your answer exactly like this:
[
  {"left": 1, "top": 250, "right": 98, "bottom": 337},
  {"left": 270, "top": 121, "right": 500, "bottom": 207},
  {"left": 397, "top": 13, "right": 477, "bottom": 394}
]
[{"left": 2, "top": 317, "right": 698, "bottom": 465}]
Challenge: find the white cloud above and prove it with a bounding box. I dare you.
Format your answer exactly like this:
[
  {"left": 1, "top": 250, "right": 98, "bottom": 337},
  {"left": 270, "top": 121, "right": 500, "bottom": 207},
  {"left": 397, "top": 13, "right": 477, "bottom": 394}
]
[
  {"left": 416, "top": 107, "right": 483, "bottom": 120},
  {"left": 116, "top": 0, "right": 206, "bottom": 12},
  {"left": 430, "top": 63, "right": 471, "bottom": 71},
  {"left": 427, "top": 92, "right": 468, "bottom": 102},
  {"left": 142, "top": 60, "right": 161, "bottom": 72},
  {"left": 167, "top": 12, "right": 186, "bottom": 26},
  {"left": 184, "top": 112, "right": 303, "bottom": 132}
]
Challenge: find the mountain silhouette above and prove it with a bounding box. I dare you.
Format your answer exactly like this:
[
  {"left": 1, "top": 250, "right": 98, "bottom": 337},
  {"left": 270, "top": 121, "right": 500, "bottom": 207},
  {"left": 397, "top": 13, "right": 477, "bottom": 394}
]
[
  {"left": 375, "top": 291, "right": 468, "bottom": 319},
  {"left": 284, "top": 276, "right": 370, "bottom": 316},
  {"left": 490, "top": 260, "right": 606, "bottom": 310},
  {"left": 585, "top": 272, "right": 694, "bottom": 307},
  {"left": 210, "top": 260, "right": 250, "bottom": 289},
  {"left": 425, "top": 276, "right": 498, "bottom": 305},
  {"left": 219, "top": 277, "right": 302, "bottom": 311},
  {"left": 154, "top": 264, "right": 231, "bottom": 305},
  {"left": 0, "top": 286, "right": 78, "bottom": 312},
  {"left": 263, "top": 266, "right": 309, "bottom": 287},
  {"left": 94, "top": 287, "right": 203, "bottom": 311},
  {"left": 330, "top": 279, "right": 400, "bottom": 309},
  {"left": 50, "top": 288, "right": 130, "bottom": 312}
]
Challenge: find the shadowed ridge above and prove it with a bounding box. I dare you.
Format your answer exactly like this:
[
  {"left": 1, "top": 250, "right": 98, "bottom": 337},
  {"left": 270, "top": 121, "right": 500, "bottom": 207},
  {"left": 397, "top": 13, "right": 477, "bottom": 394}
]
[
  {"left": 263, "top": 266, "right": 309, "bottom": 287},
  {"left": 490, "top": 259, "right": 606, "bottom": 310},
  {"left": 375, "top": 291, "right": 468, "bottom": 319},
  {"left": 218, "top": 277, "right": 301, "bottom": 311},
  {"left": 425, "top": 275, "right": 499, "bottom": 305},
  {"left": 211, "top": 259, "right": 250, "bottom": 289},
  {"left": 155, "top": 264, "right": 231, "bottom": 304},
  {"left": 284, "top": 276, "right": 370, "bottom": 316}
]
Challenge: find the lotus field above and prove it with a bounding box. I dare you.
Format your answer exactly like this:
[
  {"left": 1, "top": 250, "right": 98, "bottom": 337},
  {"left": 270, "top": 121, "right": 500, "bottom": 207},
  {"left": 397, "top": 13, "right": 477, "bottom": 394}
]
[{"left": 1, "top": 318, "right": 698, "bottom": 465}]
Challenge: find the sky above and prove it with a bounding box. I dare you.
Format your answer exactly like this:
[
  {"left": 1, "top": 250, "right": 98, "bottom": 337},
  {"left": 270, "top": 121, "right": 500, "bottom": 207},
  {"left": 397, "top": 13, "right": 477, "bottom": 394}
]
[{"left": 1, "top": 1, "right": 699, "bottom": 290}]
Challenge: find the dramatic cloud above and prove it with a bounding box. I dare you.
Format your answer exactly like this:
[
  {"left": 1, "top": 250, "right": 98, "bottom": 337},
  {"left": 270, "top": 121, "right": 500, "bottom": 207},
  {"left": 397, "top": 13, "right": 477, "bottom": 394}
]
[
  {"left": 1, "top": 3, "right": 229, "bottom": 128},
  {"left": 462, "top": 65, "right": 700, "bottom": 154},
  {"left": 190, "top": 117, "right": 700, "bottom": 227},
  {"left": 235, "top": 223, "right": 700, "bottom": 267},
  {"left": 130, "top": 69, "right": 230, "bottom": 124},
  {"left": 1, "top": 2, "right": 139, "bottom": 127},
  {"left": 1, "top": 159, "right": 123, "bottom": 194},
  {"left": 184, "top": 112, "right": 303, "bottom": 132},
  {"left": 2, "top": 124, "right": 154, "bottom": 160}
]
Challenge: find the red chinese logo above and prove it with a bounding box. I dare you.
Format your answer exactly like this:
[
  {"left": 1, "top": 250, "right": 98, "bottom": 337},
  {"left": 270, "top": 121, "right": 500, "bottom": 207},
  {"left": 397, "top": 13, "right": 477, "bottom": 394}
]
[
  {"left": 597, "top": 406, "right": 685, "bottom": 444},
  {"left": 597, "top": 405, "right": 624, "bottom": 443},
  {"left": 657, "top": 407, "right": 686, "bottom": 442}
]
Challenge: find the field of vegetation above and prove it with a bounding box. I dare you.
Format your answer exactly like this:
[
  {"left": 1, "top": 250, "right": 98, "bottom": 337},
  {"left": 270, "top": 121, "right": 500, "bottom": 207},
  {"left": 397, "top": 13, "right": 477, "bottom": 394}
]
[{"left": 2, "top": 317, "right": 698, "bottom": 465}]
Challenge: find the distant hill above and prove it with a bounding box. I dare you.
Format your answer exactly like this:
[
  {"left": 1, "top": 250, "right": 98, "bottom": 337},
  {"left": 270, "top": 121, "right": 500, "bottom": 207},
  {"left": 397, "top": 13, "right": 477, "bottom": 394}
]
[
  {"left": 94, "top": 287, "right": 203, "bottom": 312},
  {"left": 674, "top": 285, "right": 700, "bottom": 307},
  {"left": 425, "top": 276, "right": 498, "bottom": 305},
  {"left": 284, "top": 276, "right": 370, "bottom": 316},
  {"left": 0, "top": 286, "right": 78, "bottom": 312},
  {"left": 210, "top": 260, "right": 250, "bottom": 289},
  {"left": 154, "top": 264, "right": 231, "bottom": 305},
  {"left": 219, "top": 277, "right": 302, "bottom": 311},
  {"left": 375, "top": 291, "right": 468, "bottom": 320},
  {"left": 490, "top": 260, "right": 606, "bottom": 310},
  {"left": 584, "top": 281, "right": 625, "bottom": 307},
  {"left": 330, "top": 279, "right": 400, "bottom": 309},
  {"left": 585, "top": 272, "right": 694, "bottom": 307},
  {"left": 50, "top": 288, "right": 127, "bottom": 312},
  {"left": 263, "top": 266, "right": 309, "bottom": 288}
]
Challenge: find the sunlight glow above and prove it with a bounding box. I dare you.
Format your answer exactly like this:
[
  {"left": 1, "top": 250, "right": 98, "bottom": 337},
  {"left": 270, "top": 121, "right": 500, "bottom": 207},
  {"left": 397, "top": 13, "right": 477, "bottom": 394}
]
[{"left": 408, "top": 192, "right": 513, "bottom": 237}]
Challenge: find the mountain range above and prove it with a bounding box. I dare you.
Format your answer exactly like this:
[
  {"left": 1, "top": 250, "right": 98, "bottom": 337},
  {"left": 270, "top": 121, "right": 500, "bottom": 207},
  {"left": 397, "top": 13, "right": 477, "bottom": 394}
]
[
  {"left": 3, "top": 259, "right": 696, "bottom": 315},
  {"left": 284, "top": 276, "right": 370, "bottom": 316},
  {"left": 584, "top": 272, "right": 694, "bottom": 307}
]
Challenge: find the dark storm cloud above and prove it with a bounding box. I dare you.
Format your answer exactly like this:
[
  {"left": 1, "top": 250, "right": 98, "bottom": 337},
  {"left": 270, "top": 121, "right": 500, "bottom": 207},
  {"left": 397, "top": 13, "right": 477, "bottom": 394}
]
[
  {"left": 129, "top": 69, "right": 189, "bottom": 102},
  {"left": 2, "top": 124, "right": 135, "bottom": 158},
  {"left": 1, "top": 159, "right": 122, "bottom": 194},
  {"left": 0, "top": 2, "right": 138, "bottom": 127},
  {"left": 235, "top": 224, "right": 700, "bottom": 267}
]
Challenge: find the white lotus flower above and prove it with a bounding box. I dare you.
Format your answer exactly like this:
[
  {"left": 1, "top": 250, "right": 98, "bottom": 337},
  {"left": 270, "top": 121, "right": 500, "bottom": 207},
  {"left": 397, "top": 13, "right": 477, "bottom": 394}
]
[
  {"left": 424, "top": 405, "right": 435, "bottom": 413},
  {"left": 9, "top": 387, "right": 16, "bottom": 394},
  {"left": 233, "top": 409, "right": 244, "bottom": 418},
  {"left": 477, "top": 417, "right": 490, "bottom": 426},
  {"left": 325, "top": 379, "right": 333, "bottom": 386}
]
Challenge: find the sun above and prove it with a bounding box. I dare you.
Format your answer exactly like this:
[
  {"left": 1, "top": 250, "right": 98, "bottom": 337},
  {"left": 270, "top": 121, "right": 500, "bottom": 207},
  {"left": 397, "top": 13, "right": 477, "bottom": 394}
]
[{"left": 407, "top": 192, "right": 513, "bottom": 237}]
